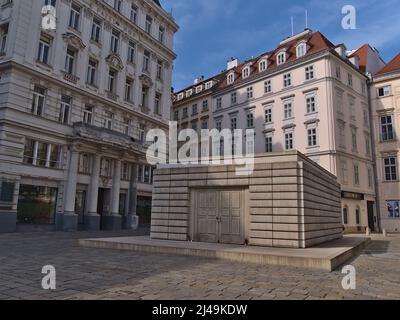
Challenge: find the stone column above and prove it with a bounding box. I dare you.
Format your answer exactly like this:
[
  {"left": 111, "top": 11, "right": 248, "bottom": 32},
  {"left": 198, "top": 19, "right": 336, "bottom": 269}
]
[
  {"left": 84, "top": 153, "right": 101, "bottom": 230},
  {"left": 123, "top": 163, "right": 139, "bottom": 230},
  {"left": 62, "top": 148, "right": 79, "bottom": 231},
  {"left": 103, "top": 159, "right": 122, "bottom": 230}
]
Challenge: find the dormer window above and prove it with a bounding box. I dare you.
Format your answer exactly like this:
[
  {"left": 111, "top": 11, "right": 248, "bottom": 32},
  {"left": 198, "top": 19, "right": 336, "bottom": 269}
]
[
  {"left": 186, "top": 89, "right": 193, "bottom": 97},
  {"left": 205, "top": 81, "right": 213, "bottom": 89},
  {"left": 259, "top": 59, "right": 267, "bottom": 72},
  {"left": 227, "top": 72, "right": 235, "bottom": 85},
  {"left": 177, "top": 93, "right": 184, "bottom": 101},
  {"left": 277, "top": 51, "right": 286, "bottom": 65},
  {"left": 242, "top": 66, "right": 250, "bottom": 79},
  {"left": 296, "top": 43, "right": 307, "bottom": 58},
  {"left": 195, "top": 85, "right": 203, "bottom": 94}
]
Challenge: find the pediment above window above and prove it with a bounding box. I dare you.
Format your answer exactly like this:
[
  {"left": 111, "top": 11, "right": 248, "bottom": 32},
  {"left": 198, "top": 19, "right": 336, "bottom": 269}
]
[
  {"left": 106, "top": 53, "right": 124, "bottom": 71},
  {"left": 62, "top": 32, "right": 86, "bottom": 50},
  {"left": 139, "top": 74, "right": 154, "bottom": 87}
]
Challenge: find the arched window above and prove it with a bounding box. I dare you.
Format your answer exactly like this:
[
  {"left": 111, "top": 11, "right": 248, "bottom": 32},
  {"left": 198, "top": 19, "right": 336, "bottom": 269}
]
[
  {"left": 296, "top": 43, "right": 307, "bottom": 58},
  {"left": 343, "top": 206, "right": 348, "bottom": 225},
  {"left": 355, "top": 207, "right": 361, "bottom": 225},
  {"left": 259, "top": 59, "right": 267, "bottom": 72},
  {"left": 242, "top": 66, "right": 250, "bottom": 79},
  {"left": 227, "top": 72, "right": 235, "bottom": 85}
]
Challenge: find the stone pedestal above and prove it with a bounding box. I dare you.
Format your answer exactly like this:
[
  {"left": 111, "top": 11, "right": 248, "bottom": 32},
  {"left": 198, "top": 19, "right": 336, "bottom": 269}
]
[
  {"left": 102, "top": 215, "right": 122, "bottom": 230},
  {"left": 62, "top": 213, "right": 78, "bottom": 231},
  {"left": 0, "top": 212, "right": 17, "bottom": 233}
]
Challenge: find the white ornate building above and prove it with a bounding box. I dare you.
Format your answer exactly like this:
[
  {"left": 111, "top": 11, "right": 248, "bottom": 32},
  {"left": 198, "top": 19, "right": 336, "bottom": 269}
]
[{"left": 0, "top": 0, "right": 178, "bottom": 232}]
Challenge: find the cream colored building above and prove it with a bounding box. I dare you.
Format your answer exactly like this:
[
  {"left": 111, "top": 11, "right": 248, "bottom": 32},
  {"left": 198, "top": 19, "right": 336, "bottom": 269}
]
[
  {"left": 173, "top": 30, "right": 379, "bottom": 233},
  {"left": 371, "top": 53, "right": 400, "bottom": 232},
  {"left": 0, "top": 0, "right": 178, "bottom": 232}
]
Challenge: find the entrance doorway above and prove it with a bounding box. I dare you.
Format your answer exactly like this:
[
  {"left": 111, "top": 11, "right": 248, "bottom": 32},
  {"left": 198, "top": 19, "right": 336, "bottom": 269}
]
[
  {"left": 367, "top": 201, "right": 375, "bottom": 232},
  {"left": 75, "top": 190, "right": 86, "bottom": 229},
  {"left": 192, "top": 189, "right": 245, "bottom": 245},
  {"left": 97, "top": 188, "right": 110, "bottom": 229}
]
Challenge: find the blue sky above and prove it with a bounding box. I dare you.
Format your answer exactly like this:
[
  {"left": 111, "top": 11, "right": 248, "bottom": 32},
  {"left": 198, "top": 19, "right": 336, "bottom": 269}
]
[{"left": 161, "top": 0, "right": 400, "bottom": 91}]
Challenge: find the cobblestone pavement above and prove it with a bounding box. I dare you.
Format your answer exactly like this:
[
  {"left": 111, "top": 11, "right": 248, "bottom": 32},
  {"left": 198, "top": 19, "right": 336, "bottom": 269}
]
[{"left": 0, "top": 229, "right": 399, "bottom": 300}]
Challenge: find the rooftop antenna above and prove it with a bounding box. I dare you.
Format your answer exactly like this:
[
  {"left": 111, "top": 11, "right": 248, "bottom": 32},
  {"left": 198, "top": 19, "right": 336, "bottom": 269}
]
[
  {"left": 291, "top": 16, "right": 294, "bottom": 36},
  {"left": 305, "top": 10, "right": 308, "bottom": 29}
]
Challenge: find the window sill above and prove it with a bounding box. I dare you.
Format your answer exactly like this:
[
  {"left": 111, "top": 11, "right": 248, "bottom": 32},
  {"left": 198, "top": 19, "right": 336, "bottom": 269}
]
[
  {"left": 36, "top": 60, "right": 53, "bottom": 70},
  {"left": 89, "top": 39, "right": 102, "bottom": 48}
]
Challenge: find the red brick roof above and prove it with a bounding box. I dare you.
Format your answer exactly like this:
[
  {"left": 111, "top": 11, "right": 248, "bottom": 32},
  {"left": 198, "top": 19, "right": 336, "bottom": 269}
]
[
  {"left": 376, "top": 53, "right": 400, "bottom": 75},
  {"left": 349, "top": 44, "right": 369, "bottom": 73}
]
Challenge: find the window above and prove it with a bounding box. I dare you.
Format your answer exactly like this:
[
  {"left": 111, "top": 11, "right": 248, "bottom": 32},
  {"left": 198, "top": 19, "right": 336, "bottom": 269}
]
[
  {"left": 277, "top": 52, "right": 286, "bottom": 65},
  {"left": 285, "top": 132, "right": 294, "bottom": 150},
  {"left": 335, "top": 65, "right": 341, "bottom": 80},
  {"left": 305, "top": 65, "right": 314, "bottom": 80},
  {"left": 283, "top": 101, "right": 293, "bottom": 119},
  {"left": 113, "top": 0, "right": 122, "bottom": 12},
  {"left": 336, "top": 90, "right": 343, "bottom": 113},
  {"left": 283, "top": 73, "right": 292, "bottom": 87},
  {"left": 37, "top": 35, "right": 51, "bottom": 64},
  {"left": 59, "top": 95, "right": 71, "bottom": 124},
  {"left": 216, "top": 97, "right": 222, "bottom": 110},
  {"left": 351, "top": 128, "right": 358, "bottom": 152},
  {"left": 158, "top": 26, "right": 165, "bottom": 43},
  {"left": 130, "top": 5, "right": 138, "bottom": 24},
  {"left": 384, "top": 157, "right": 398, "bottom": 181},
  {"left": 125, "top": 78, "right": 133, "bottom": 102},
  {"left": 110, "top": 30, "right": 120, "bottom": 53},
  {"left": 79, "top": 154, "right": 91, "bottom": 174},
  {"left": 307, "top": 128, "right": 317, "bottom": 147},
  {"left": 186, "top": 89, "right": 193, "bottom": 97},
  {"left": 191, "top": 122, "right": 198, "bottom": 132},
  {"left": 154, "top": 93, "right": 162, "bottom": 115},
  {"left": 205, "top": 81, "right": 213, "bottom": 89},
  {"left": 139, "top": 124, "right": 146, "bottom": 144},
  {"left": 355, "top": 207, "right": 361, "bottom": 225},
  {"left": 123, "top": 118, "right": 131, "bottom": 136},
  {"left": 227, "top": 73, "right": 234, "bottom": 85},
  {"left": 0, "top": 23, "right": 8, "bottom": 55},
  {"left": 341, "top": 160, "right": 348, "bottom": 184},
  {"left": 145, "top": 15, "right": 152, "bottom": 34},
  {"left": 65, "top": 47, "right": 76, "bottom": 74},
  {"left": 103, "top": 111, "right": 114, "bottom": 130},
  {"left": 156, "top": 60, "right": 163, "bottom": 80},
  {"left": 296, "top": 43, "right": 306, "bottom": 58},
  {"left": 215, "top": 119, "right": 222, "bottom": 132},
  {"left": 265, "top": 136, "right": 273, "bottom": 153},
  {"left": 127, "top": 41, "right": 136, "bottom": 63},
  {"left": 23, "top": 139, "right": 61, "bottom": 168},
  {"left": 195, "top": 85, "right": 203, "bottom": 94},
  {"left": 264, "top": 106, "right": 272, "bottom": 123},
  {"left": 347, "top": 73, "right": 353, "bottom": 87},
  {"left": 363, "top": 109, "right": 369, "bottom": 127},
  {"left": 242, "top": 66, "right": 250, "bottom": 79},
  {"left": 259, "top": 60, "right": 267, "bottom": 72},
  {"left": 87, "top": 58, "right": 97, "bottom": 85},
  {"left": 378, "top": 86, "right": 391, "bottom": 97},
  {"left": 247, "top": 87, "right": 253, "bottom": 99},
  {"left": 230, "top": 117, "right": 237, "bottom": 131},
  {"left": 202, "top": 100, "right": 208, "bottom": 111},
  {"left": 343, "top": 207, "right": 348, "bottom": 225},
  {"left": 83, "top": 105, "right": 93, "bottom": 124},
  {"left": 192, "top": 104, "right": 198, "bottom": 116},
  {"left": 365, "top": 135, "right": 371, "bottom": 156},
  {"left": 31, "top": 86, "right": 46, "bottom": 116},
  {"left": 264, "top": 80, "right": 272, "bottom": 93},
  {"left": 144, "top": 165, "right": 151, "bottom": 183},
  {"left": 91, "top": 17, "right": 102, "bottom": 42},
  {"left": 121, "top": 162, "right": 130, "bottom": 181},
  {"left": 306, "top": 95, "right": 316, "bottom": 113},
  {"left": 0, "top": 181, "right": 14, "bottom": 203},
  {"left": 108, "top": 69, "right": 117, "bottom": 93},
  {"left": 173, "top": 110, "right": 179, "bottom": 121},
  {"left": 69, "top": 3, "right": 81, "bottom": 30},
  {"left": 246, "top": 112, "right": 254, "bottom": 128},
  {"left": 182, "top": 107, "right": 188, "bottom": 118},
  {"left": 143, "top": 51, "right": 150, "bottom": 72},
  {"left": 386, "top": 201, "right": 400, "bottom": 218},
  {"left": 381, "top": 115, "right": 395, "bottom": 141},
  {"left": 354, "top": 164, "right": 360, "bottom": 185},
  {"left": 141, "top": 85, "right": 149, "bottom": 107},
  {"left": 231, "top": 92, "right": 237, "bottom": 105},
  {"left": 338, "top": 122, "right": 346, "bottom": 148}
]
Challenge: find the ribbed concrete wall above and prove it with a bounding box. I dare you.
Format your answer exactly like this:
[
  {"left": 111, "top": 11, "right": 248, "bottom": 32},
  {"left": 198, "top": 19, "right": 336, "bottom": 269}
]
[{"left": 151, "top": 151, "right": 342, "bottom": 248}]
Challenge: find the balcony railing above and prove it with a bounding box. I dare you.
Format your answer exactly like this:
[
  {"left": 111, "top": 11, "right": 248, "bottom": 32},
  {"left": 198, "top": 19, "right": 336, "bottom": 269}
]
[{"left": 63, "top": 72, "right": 79, "bottom": 84}]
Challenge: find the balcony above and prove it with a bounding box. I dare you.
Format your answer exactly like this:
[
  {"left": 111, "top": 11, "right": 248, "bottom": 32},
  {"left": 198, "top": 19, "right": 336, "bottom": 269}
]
[
  {"left": 63, "top": 72, "right": 79, "bottom": 84},
  {"left": 107, "top": 91, "right": 118, "bottom": 101},
  {"left": 73, "top": 122, "right": 147, "bottom": 154}
]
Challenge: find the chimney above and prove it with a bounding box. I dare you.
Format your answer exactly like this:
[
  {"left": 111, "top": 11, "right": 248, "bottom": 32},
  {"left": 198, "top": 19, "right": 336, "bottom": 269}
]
[
  {"left": 227, "top": 57, "right": 239, "bottom": 70},
  {"left": 193, "top": 76, "right": 204, "bottom": 85}
]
